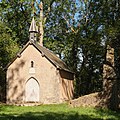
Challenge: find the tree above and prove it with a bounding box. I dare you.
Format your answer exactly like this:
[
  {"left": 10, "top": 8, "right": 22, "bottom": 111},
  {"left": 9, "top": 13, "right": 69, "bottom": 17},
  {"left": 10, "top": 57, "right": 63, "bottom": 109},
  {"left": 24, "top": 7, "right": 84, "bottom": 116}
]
[
  {"left": 38, "top": 0, "right": 105, "bottom": 97},
  {"left": 0, "top": 0, "right": 32, "bottom": 46},
  {"left": 101, "top": 0, "right": 120, "bottom": 110},
  {"left": 66, "top": 0, "right": 105, "bottom": 96},
  {"left": 0, "top": 20, "right": 19, "bottom": 101}
]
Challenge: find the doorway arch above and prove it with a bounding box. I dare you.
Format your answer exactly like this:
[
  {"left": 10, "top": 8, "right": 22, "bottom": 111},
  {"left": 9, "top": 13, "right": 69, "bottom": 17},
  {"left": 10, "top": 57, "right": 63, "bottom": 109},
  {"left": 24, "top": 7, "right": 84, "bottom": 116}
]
[{"left": 25, "top": 78, "right": 40, "bottom": 102}]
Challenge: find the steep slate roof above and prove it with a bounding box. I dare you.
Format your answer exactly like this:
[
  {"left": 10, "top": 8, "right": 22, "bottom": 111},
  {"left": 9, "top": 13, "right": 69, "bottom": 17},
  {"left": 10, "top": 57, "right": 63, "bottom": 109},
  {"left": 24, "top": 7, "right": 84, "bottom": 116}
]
[{"left": 6, "top": 41, "right": 73, "bottom": 73}]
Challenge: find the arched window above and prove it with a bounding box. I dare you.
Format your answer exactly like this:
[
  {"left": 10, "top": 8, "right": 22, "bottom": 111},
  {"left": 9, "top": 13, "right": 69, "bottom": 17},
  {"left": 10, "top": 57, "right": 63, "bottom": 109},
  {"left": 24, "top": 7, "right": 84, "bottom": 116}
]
[{"left": 31, "top": 61, "right": 34, "bottom": 68}]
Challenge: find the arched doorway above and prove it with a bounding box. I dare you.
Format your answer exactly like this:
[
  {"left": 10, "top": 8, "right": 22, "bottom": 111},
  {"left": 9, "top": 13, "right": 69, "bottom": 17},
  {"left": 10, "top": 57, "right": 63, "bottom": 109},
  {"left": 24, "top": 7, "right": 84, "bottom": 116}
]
[{"left": 25, "top": 78, "right": 40, "bottom": 102}]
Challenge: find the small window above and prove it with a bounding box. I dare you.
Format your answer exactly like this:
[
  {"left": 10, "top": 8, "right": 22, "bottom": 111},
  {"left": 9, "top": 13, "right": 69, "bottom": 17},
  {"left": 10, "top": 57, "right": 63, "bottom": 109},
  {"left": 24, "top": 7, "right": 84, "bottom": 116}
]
[{"left": 31, "top": 61, "right": 34, "bottom": 68}]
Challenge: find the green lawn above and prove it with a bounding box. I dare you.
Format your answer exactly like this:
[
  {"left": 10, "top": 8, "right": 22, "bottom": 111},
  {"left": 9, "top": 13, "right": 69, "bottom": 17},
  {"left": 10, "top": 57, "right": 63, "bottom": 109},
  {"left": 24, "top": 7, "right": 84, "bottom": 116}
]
[{"left": 0, "top": 104, "right": 120, "bottom": 120}]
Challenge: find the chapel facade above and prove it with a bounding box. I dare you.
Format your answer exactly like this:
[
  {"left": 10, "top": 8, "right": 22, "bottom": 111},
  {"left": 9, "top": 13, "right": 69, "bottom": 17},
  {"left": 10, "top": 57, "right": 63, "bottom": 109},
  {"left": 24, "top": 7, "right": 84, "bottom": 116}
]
[{"left": 6, "top": 17, "right": 74, "bottom": 105}]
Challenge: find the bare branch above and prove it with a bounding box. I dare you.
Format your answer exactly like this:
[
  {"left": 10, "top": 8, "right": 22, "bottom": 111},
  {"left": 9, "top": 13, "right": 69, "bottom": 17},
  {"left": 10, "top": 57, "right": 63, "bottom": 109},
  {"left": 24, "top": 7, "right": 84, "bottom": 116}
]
[{"left": 63, "top": 16, "right": 77, "bottom": 33}]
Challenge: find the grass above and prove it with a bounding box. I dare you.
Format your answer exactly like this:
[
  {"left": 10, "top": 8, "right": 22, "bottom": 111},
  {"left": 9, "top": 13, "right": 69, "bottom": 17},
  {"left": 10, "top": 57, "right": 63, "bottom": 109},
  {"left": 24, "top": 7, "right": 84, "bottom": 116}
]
[{"left": 0, "top": 103, "right": 120, "bottom": 120}]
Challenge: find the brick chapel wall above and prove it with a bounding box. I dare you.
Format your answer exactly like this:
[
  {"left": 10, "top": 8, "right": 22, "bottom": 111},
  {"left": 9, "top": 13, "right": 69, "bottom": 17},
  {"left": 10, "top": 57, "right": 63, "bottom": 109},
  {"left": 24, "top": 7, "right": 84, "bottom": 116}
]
[{"left": 6, "top": 44, "right": 61, "bottom": 104}]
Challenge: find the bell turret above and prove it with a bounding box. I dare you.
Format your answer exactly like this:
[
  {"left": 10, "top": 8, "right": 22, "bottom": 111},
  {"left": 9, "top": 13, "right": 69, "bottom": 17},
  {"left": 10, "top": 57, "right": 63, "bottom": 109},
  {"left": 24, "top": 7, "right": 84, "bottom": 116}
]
[{"left": 29, "top": 17, "right": 38, "bottom": 42}]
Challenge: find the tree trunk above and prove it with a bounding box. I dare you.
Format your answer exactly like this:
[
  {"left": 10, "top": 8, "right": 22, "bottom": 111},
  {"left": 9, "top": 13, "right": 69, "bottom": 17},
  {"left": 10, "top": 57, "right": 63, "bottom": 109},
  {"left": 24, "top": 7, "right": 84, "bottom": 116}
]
[
  {"left": 102, "top": 44, "right": 120, "bottom": 110},
  {"left": 39, "top": 2, "right": 44, "bottom": 46},
  {"left": 102, "top": 45, "right": 115, "bottom": 108},
  {"left": 113, "top": 39, "right": 120, "bottom": 110}
]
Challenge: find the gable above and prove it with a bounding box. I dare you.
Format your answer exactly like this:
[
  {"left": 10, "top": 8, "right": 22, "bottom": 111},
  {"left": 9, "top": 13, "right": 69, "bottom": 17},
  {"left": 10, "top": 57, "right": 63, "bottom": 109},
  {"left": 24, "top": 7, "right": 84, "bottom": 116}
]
[
  {"left": 6, "top": 41, "right": 73, "bottom": 73},
  {"left": 19, "top": 43, "right": 56, "bottom": 70}
]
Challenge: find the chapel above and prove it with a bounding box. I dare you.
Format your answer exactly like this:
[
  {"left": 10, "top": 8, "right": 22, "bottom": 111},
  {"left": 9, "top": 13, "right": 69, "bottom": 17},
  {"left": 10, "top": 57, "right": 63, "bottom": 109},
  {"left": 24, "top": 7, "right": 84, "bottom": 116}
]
[{"left": 6, "top": 17, "right": 74, "bottom": 105}]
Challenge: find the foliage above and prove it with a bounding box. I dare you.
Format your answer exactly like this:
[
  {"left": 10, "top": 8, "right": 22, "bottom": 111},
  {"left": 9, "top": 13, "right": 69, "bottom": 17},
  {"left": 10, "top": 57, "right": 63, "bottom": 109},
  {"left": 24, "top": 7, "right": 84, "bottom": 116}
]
[
  {"left": 104, "top": 0, "right": 120, "bottom": 111},
  {"left": 39, "top": 0, "right": 105, "bottom": 96},
  {"left": 0, "top": 0, "right": 32, "bottom": 46},
  {"left": 0, "top": 104, "right": 120, "bottom": 120},
  {"left": 0, "top": 20, "right": 19, "bottom": 102},
  {"left": 0, "top": 21, "right": 19, "bottom": 68}
]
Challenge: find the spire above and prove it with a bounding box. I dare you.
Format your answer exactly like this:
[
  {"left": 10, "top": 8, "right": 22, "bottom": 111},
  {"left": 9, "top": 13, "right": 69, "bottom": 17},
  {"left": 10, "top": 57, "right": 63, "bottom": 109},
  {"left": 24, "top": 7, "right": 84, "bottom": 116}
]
[
  {"left": 29, "top": 17, "right": 38, "bottom": 42},
  {"left": 29, "top": 17, "right": 38, "bottom": 33}
]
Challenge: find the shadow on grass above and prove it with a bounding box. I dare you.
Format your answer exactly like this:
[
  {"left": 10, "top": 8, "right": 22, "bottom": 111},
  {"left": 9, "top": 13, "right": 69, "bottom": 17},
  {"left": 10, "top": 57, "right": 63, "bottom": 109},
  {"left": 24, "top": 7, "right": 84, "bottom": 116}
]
[
  {"left": 94, "top": 108, "right": 120, "bottom": 119},
  {"left": 0, "top": 105, "right": 120, "bottom": 120},
  {"left": 0, "top": 111, "right": 104, "bottom": 120}
]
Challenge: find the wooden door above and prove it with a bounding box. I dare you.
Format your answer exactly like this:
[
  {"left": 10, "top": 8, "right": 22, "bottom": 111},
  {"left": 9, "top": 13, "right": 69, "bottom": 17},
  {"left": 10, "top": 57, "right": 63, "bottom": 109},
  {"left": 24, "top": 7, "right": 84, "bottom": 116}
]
[{"left": 25, "top": 78, "right": 39, "bottom": 102}]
